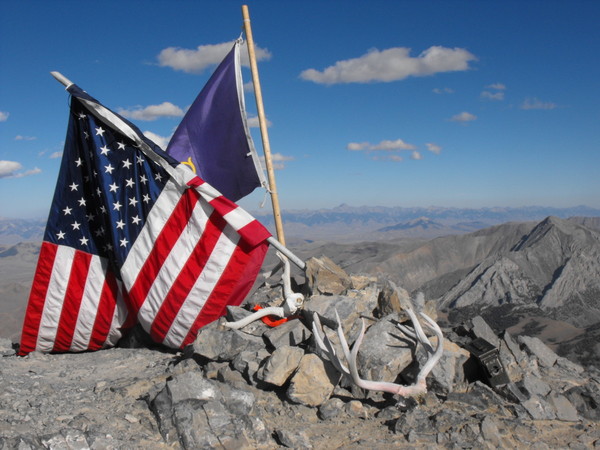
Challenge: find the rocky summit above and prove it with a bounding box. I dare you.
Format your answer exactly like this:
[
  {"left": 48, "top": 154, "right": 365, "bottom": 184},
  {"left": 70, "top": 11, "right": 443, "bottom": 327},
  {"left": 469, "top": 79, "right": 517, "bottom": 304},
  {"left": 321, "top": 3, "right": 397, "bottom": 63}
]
[{"left": 1, "top": 257, "right": 600, "bottom": 449}]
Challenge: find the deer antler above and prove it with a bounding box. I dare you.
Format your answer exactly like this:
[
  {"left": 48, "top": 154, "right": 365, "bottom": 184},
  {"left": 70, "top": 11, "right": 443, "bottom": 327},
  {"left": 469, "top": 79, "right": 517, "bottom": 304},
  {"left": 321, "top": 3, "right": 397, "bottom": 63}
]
[
  {"left": 224, "top": 251, "right": 304, "bottom": 329},
  {"left": 312, "top": 306, "right": 444, "bottom": 397}
]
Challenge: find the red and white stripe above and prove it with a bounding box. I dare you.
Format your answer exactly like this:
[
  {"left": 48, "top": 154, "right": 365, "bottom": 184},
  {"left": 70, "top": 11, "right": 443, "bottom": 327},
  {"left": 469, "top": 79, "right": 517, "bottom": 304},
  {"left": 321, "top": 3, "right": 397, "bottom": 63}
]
[
  {"left": 123, "top": 171, "right": 269, "bottom": 349},
  {"left": 20, "top": 243, "right": 129, "bottom": 354}
]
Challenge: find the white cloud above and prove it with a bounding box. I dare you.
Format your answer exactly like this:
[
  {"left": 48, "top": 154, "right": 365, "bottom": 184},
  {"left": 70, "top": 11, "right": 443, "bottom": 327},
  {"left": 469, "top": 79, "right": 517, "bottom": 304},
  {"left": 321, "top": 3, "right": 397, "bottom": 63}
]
[
  {"left": 450, "top": 111, "right": 477, "bottom": 122},
  {"left": 260, "top": 152, "right": 294, "bottom": 170},
  {"left": 158, "top": 41, "right": 272, "bottom": 74},
  {"left": 372, "top": 154, "right": 403, "bottom": 162},
  {"left": 0, "top": 160, "right": 41, "bottom": 178},
  {"left": 411, "top": 151, "right": 423, "bottom": 160},
  {"left": 433, "top": 87, "right": 454, "bottom": 94},
  {"left": 0, "top": 111, "right": 8, "bottom": 122},
  {"left": 15, "top": 135, "right": 37, "bottom": 141},
  {"left": 347, "top": 142, "right": 370, "bottom": 151},
  {"left": 119, "top": 102, "right": 184, "bottom": 121},
  {"left": 300, "top": 46, "right": 476, "bottom": 84},
  {"left": 347, "top": 139, "right": 415, "bottom": 151},
  {"left": 49, "top": 151, "right": 63, "bottom": 159},
  {"left": 480, "top": 91, "right": 504, "bottom": 101},
  {"left": 426, "top": 143, "right": 442, "bottom": 154},
  {"left": 520, "top": 97, "right": 557, "bottom": 110},
  {"left": 246, "top": 115, "right": 272, "bottom": 128},
  {"left": 371, "top": 139, "right": 416, "bottom": 151},
  {"left": 244, "top": 81, "right": 254, "bottom": 93},
  {"left": 143, "top": 131, "right": 171, "bottom": 150},
  {"left": 486, "top": 83, "right": 506, "bottom": 90}
]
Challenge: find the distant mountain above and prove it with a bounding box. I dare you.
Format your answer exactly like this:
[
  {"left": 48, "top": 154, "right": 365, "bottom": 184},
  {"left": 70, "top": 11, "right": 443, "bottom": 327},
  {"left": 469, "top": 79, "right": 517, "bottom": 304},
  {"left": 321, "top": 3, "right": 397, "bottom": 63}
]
[
  {"left": 0, "top": 218, "right": 45, "bottom": 245},
  {"left": 439, "top": 216, "right": 600, "bottom": 325},
  {"left": 250, "top": 204, "right": 600, "bottom": 241}
]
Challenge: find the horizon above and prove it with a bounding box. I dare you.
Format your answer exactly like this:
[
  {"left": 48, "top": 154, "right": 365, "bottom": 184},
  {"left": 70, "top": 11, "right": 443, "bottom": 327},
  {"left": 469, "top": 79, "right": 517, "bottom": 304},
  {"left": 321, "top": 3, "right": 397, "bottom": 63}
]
[
  {"left": 2, "top": 202, "right": 600, "bottom": 222},
  {"left": 1, "top": 1, "right": 599, "bottom": 219}
]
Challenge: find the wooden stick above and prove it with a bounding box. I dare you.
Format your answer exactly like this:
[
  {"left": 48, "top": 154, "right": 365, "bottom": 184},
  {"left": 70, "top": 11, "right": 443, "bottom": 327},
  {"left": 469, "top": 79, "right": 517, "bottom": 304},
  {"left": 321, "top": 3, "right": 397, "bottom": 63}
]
[{"left": 241, "top": 4, "right": 287, "bottom": 246}]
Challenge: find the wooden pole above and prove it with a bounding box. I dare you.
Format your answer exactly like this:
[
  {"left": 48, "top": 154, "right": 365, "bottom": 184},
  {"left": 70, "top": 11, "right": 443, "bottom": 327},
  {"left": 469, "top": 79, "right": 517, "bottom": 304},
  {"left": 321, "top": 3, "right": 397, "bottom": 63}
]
[{"left": 241, "top": 5, "right": 286, "bottom": 246}]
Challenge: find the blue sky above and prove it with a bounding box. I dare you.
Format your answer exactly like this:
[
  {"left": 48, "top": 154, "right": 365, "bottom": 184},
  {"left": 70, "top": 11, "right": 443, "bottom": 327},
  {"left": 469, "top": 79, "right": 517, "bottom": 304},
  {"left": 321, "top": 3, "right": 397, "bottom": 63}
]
[{"left": 1, "top": 1, "right": 599, "bottom": 219}]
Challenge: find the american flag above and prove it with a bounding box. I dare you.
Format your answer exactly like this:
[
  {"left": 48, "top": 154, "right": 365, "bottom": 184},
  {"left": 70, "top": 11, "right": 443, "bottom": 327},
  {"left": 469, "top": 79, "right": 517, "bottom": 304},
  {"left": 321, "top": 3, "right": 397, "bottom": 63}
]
[{"left": 20, "top": 84, "right": 270, "bottom": 354}]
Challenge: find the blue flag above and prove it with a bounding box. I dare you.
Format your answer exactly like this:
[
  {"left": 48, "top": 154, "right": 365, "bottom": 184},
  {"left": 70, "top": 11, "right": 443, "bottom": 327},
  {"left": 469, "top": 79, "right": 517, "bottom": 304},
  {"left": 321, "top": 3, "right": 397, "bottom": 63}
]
[{"left": 166, "top": 40, "right": 266, "bottom": 202}]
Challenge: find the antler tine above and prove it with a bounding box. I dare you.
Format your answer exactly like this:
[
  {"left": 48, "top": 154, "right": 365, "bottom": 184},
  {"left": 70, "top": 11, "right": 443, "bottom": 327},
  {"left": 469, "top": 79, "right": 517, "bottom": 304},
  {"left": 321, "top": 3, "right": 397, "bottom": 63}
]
[
  {"left": 397, "top": 307, "right": 435, "bottom": 355},
  {"left": 224, "top": 306, "right": 285, "bottom": 329},
  {"left": 312, "top": 312, "right": 350, "bottom": 376},
  {"left": 414, "top": 312, "right": 444, "bottom": 383}
]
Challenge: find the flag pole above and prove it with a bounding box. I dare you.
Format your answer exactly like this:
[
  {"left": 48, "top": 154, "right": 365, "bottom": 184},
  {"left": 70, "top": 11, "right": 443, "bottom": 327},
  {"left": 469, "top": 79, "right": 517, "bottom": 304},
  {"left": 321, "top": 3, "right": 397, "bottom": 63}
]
[{"left": 242, "top": 5, "right": 287, "bottom": 247}]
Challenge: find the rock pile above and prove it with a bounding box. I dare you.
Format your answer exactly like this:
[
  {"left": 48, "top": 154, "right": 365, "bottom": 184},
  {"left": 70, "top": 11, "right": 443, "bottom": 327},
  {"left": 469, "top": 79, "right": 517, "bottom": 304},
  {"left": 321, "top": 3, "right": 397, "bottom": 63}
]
[{"left": 1, "top": 256, "right": 599, "bottom": 448}]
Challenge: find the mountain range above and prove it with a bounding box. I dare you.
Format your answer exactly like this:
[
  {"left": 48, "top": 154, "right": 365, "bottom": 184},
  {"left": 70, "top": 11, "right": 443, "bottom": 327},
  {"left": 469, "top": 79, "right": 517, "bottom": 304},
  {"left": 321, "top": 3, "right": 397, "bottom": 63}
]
[{"left": 251, "top": 204, "right": 600, "bottom": 241}]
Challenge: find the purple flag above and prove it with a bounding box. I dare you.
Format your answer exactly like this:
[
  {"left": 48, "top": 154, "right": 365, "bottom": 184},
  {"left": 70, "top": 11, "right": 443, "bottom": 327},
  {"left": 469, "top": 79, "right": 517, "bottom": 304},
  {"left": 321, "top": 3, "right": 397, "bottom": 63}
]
[{"left": 166, "top": 40, "right": 265, "bottom": 202}]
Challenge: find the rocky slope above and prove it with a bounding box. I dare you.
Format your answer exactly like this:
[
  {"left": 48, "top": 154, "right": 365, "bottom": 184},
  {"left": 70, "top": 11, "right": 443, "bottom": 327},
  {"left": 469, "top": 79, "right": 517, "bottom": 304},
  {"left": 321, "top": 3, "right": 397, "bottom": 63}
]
[{"left": 1, "top": 260, "right": 599, "bottom": 449}]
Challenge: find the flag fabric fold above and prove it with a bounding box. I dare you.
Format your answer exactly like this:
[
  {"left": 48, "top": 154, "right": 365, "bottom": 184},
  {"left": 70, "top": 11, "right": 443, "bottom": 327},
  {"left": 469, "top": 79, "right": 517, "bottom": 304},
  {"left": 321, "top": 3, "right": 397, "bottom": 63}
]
[
  {"left": 19, "top": 84, "right": 271, "bottom": 355},
  {"left": 166, "top": 39, "right": 266, "bottom": 202}
]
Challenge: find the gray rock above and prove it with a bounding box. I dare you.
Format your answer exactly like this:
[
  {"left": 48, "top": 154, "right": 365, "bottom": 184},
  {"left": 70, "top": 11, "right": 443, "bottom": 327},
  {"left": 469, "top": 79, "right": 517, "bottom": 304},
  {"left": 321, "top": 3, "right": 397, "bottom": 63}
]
[
  {"left": 355, "top": 313, "right": 414, "bottom": 385},
  {"left": 275, "top": 429, "right": 313, "bottom": 448},
  {"left": 518, "top": 335, "right": 558, "bottom": 368},
  {"left": 257, "top": 345, "right": 304, "bottom": 386},
  {"left": 520, "top": 373, "right": 552, "bottom": 397},
  {"left": 564, "top": 384, "right": 600, "bottom": 420},
  {"left": 549, "top": 394, "right": 580, "bottom": 422},
  {"left": 167, "top": 370, "right": 219, "bottom": 403},
  {"left": 0, "top": 338, "right": 15, "bottom": 356},
  {"left": 470, "top": 315, "right": 500, "bottom": 348},
  {"left": 192, "top": 321, "right": 265, "bottom": 362},
  {"left": 263, "top": 319, "right": 311, "bottom": 349},
  {"left": 428, "top": 339, "right": 470, "bottom": 394},
  {"left": 522, "top": 395, "right": 557, "bottom": 420},
  {"left": 318, "top": 397, "right": 344, "bottom": 420},
  {"left": 480, "top": 415, "right": 502, "bottom": 447},
  {"left": 303, "top": 294, "right": 372, "bottom": 344}
]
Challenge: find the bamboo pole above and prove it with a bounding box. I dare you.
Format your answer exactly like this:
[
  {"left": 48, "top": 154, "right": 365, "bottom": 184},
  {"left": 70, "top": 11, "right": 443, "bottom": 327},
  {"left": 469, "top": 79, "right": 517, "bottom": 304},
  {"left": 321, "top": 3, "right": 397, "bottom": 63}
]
[{"left": 241, "top": 4, "right": 286, "bottom": 246}]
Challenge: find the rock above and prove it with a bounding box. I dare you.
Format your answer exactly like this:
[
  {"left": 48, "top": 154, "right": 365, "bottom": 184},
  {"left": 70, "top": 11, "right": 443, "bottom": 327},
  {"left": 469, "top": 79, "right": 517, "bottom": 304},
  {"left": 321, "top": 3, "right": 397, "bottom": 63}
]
[
  {"left": 376, "top": 279, "right": 411, "bottom": 317},
  {"left": 318, "top": 397, "right": 345, "bottom": 420},
  {"left": 429, "top": 339, "right": 470, "bottom": 393},
  {"left": 192, "top": 321, "right": 265, "bottom": 361},
  {"left": 549, "top": 394, "right": 580, "bottom": 421},
  {"left": 161, "top": 372, "right": 266, "bottom": 449},
  {"left": 263, "top": 319, "right": 311, "bottom": 349},
  {"left": 303, "top": 294, "right": 374, "bottom": 343},
  {"left": 564, "top": 384, "right": 600, "bottom": 420},
  {"left": 355, "top": 313, "right": 414, "bottom": 385},
  {"left": 518, "top": 335, "right": 559, "bottom": 368},
  {"left": 257, "top": 345, "right": 304, "bottom": 386},
  {"left": 0, "top": 338, "right": 15, "bottom": 356},
  {"left": 480, "top": 415, "right": 502, "bottom": 447},
  {"left": 520, "top": 373, "right": 552, "bottom": 397},
  {"left": 286, "top": 353, "right": 340, "bottom": 406},
  {"left": 275, "top": 428, "right": 313, "bottom": 448},
  {"left": 521, "top": 395, "right": 557, "bottom": 420},
  {"left": 470, "top": 315, "right": 501, "bottom": 348},
  {"left": 305, "top": 255, "right": 353, "bottom": 295}
]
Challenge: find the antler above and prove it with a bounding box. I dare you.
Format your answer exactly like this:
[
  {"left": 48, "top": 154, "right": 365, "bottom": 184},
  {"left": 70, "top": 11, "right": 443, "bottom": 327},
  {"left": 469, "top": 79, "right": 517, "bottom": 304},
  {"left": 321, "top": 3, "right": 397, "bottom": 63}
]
[
  {"left": 312, "top": 306, "right": 444, "bottom": 397},
  {"left": 224, "top": 251, "right": 304, "bottom": 329}
]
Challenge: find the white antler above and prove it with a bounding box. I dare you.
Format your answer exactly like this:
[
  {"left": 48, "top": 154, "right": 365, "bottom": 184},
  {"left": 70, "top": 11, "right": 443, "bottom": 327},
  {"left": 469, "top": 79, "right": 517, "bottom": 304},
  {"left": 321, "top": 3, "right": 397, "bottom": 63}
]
[
  {"left": 224, "top": 252, "right": 304, "bottom": 329},
  {"left": 312, "top": 305, "right": 444, "bottom": 397}
]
